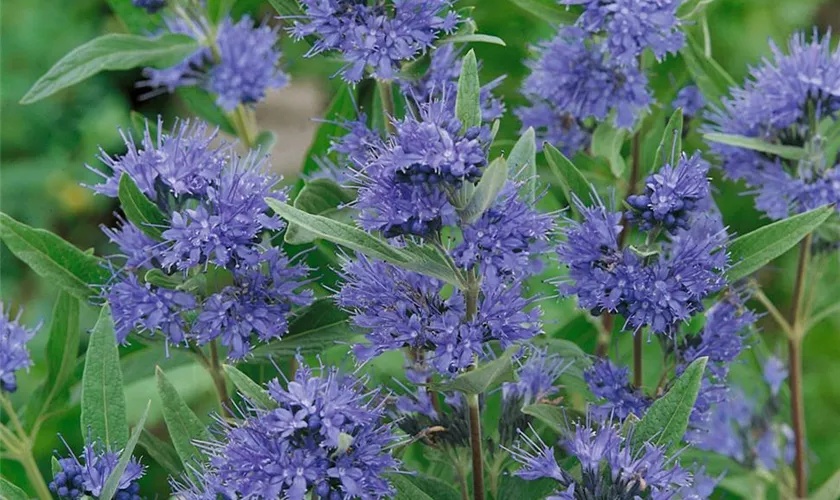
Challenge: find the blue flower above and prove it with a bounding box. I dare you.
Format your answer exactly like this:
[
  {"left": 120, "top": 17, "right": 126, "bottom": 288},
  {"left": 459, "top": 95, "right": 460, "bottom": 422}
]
[
  {"left": 763, "top": 355, "right": 788, "bottom": 397},
  {"left": 503, "top": 347, "right": 569, "bottom": 405},
  {"left": 626, "top": 153, "right": 713, "bottom": 232},
  {"left": 584, "top": 358, "right": 650, "bottom": 420},
  {"left": 0, "top": 305, "right": 39, "bottom": 393},
  {"left": 707, "top": 31, "right": 840, "bottom": 219},
  {"left": 132, "top": 0, "right": 165, "bottom": 13},
  {"left": 176, "top": 359, "right": 400, "bottom": 500},
  {"left": 108, "top": 274, "right": 196, "bottom": 346},
  {"left": 140, "top": 16, "right": 212, "bottom": 94},
  {"left": 673, "top": 85, "right": 705, "bottom": 117},
  {"left": 209, "top": 16, "right": 288, "bottom": 110},
  {"left": 561, "top": 0, "right": 684, "bottom": 65},
  {"left": 518, "top": 26, "right": 652, "bottom": 148},
  {"left": 50, "top": 443, "right": 145, "bottom": 500},
  {"left": 101, "top": 216, "right": 160, "bottom": 270},
  {"left": 291, "top": 0, "right": 459, "bottom": 83}
]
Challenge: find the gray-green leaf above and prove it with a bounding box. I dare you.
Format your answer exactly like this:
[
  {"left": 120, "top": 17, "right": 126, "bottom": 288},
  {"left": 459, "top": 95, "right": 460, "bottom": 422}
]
[
  {"left": 654, "top": 108, "right": 684, "bottom": 172},
  {"left": 99, "top": 401, "right": 150, "bottom": 500},
  {"left": 250, "top": 298, "right": 352, "bottom": 359},
  {"left": 156, "top": 367, "right": 212, "bottom": 466},
  {"left": 544, "top": 143, "right": 590, "bottom": 212},
  {"left": 631, "top": 357, "right": 707, "bottom": 453},
  {"left": 0, "top": 478, "right": 28, "bottom": 500},
  {"left": 460, "top": 156, "right": 508, "bottom": 223},
  {"left": 224, "top": 364, "right": 276, "bottom": 409},
  {"left": 704, "top": 132, "right": 808, "bottom": 161},
  {"left": 680, "top": 32, "right": 736, "bottom": 108},
  {"left": 443, "top": 34, "right": 506, "bottom": 46},
  {"left": 727, "top": 205, "right": 835, "bottom": 282},
  {"left": 455, "top": 50, "right": 481, "bottom": 131},
  {"left": 811, "top": 467, "right": 840, "bottom": 500},
  {"left": 436, "top": 346, "right": 517, "bottom": 394},
  {"left": 508, "top": 127, "right": 537, "bottom": 202},
  {"left": 81, "top": 306, "right": 129, "bottom": 450},
  {"left": 0, "top": 212, "right": 110, "bottom": 300},
  {"left": 389, "top": 474, "right": 435, "bottom": 500},
  {"left": 137, "top": 429, "right": 183, "bottom": 475},
  {"left": 118, "top": 174, "right": 167, "bottom": 240},
  {"left": 591, "top": 121, "right": 627, "bottom": 178},
  {"left": 522, "top": 403, "right": 567, "bottom": 432},
  {"left": 508, "top": 0, "right": 579, "bottom": 24},
  {"left": 285, "top": 179, "right": 356, "bottom": 245},
  {"left": 21, "top": 33, "right": 199, "bottom": 104}
]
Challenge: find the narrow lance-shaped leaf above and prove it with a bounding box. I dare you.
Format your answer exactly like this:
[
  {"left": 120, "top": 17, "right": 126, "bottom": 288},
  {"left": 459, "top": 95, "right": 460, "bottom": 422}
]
[
  {"left": 0, "top": 212, "right": 110, "bottom": 300},
  {"left": 654, "top": 108, "right": 684, "bottom": 172},
  {"left": 177, "top": 87, "right": 236, "bottom": 135},
  {"left": 285, "top": 179, "right": 356, "bottom": 245},
  {"left": 509, "top": 0, "right": 579, "bottom": 24},
  {"left": 704, "top": 132, "right": 808, "bottom": 161},
  {"left": 81, "top": 306, "right": 129, "bottom": 450},
  {"left": 631, "top": 357, "right": 708, "bottom": 453},
  {"left": 118, "top": 174, "right": 167, "bottom": 240},
  {"left": 591, "top": 121, "right": 627, "bottom": 178},
  {"left": 21, "top": 34, "right": 199, "bottom": 104},
  {"left": 521, "top": 403, "right": 568, "bottom": 432},
  {"left": 726, "top": 205, "right": 834, "bottom": 282},
  {"left": 224, "top": 364, "right": 276, "bottom": 409},
  {"left": 544, "top": 143, "right": 590, "bottom": 214},
  {"left": 455, "top": 49, "right": 481, "bottom": 131},
  {"left": 137, "top": 429, "right": 183, "bottom": 476},
  {"left": 680, "top": 31, "right": 736, "bottom": 108},
  {"left": 460, "top": 157, "right": 508, "bottom": 223},
  {"left": 388, "top": 475, "right": 435, "bottom": 500},
  {"left": 98, "top": 401, "right": 151, "bottom": 500},
  {"left": 508, "top": 127, "right": 537, "bottom": 203},
  {"left": 811, "top": 467, "right": 840, "bottom": 500},
  {"left": 436, "top": 346, "right": 518, "bottom": 394},
  {"left": 250, "top": 298, "right": 352, "bottom": 359},
  {"left": 104, "top": 0, "right": 163, "bottom": 34},
  {"left": 394, "top": 475, "right": 461, "bottom": 500},
  {"left": 442, "top": 34, "right": 506, "bottom": 46},
  {"left": 0, "top": 478, "right": 28, "bottom": 500},
  {"left": 156, "top": 367, "right": 213, "bottom": 466}
]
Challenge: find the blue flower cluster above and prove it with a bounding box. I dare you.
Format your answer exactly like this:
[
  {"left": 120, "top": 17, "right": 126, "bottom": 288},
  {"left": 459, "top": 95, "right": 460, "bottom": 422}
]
[
  {"left": 502, "top": 347, "right": 569, "bottom": 405},
  {"left": 626, "top": 153, "right": 712, "bottom": 232},
  {"left": 0, "top": 305, "right": 38, "bottom": 393},
  {"left": 143, "top": 14, "right": 287, "bottom": 110},
  {"left": 517, "top": 27, "right": 652, "bottom": 153},
  {"left": 557, "top": 193, "right": 728, "bottom": 335},
  {"left": 291, "top": 0, "right": 459, "bottom": 83},
  {"left": 672, "top": 85, "right": 705, "bottom": 118},
  {"left": 584, "top": 358, "right": 649, "bottom": 420},
  {"left": 50, "top": 444, "right": 145, "bottom": 500},
  {"left": 132, "top": 0, "right": 164, "bottom": 13},
  {"left": 175, "top": 359, "right": 400, "bottom": 500},
  {"left": 510, "top": 412, "right": 713, "bottom": 499},
  {"left": 708, "top": 31, "right": 840, "bottom": 219},
  {"left": 93, "top": 120, "right": 312, "bottom": 358}
]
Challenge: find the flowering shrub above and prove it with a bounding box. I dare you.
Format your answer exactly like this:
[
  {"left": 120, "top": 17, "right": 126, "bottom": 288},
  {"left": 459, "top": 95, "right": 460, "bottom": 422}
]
[{"left": 4, "top": 1, "right": 840, "bottom": 500}]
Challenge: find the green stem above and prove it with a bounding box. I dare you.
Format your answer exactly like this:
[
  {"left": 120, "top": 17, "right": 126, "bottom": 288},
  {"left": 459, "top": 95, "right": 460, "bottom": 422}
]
[
  {"left": 208, "top": 340, "right": 232, "bottom": 417},
  {"left": 463, "top": 270, "right": 484, "bottom": 500},
  {"left": 788, "top": 234, "right": 812, "bottom": 498},
  {"left": 0, "top": 395, "right": 51, "bottom": 500},
  {"left": 376, "top": 79, "right": 396, "bottom": 134},
  {"left": 231, "top": 105, "right": 258, "bottom": 150}
]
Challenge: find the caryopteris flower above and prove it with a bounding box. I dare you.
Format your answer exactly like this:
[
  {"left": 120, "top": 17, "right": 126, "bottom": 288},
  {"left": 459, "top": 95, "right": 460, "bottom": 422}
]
[
  {"left": 510, "top": 412, "right": 705, "bottom": 499},
  {"left": 673, "top": 85, "right": 705, "bottom": 118},
  {"left": 50, "top": 443, "right": 145, "bottom": 500},
  {"left": 585, "top": 358, "right": 650, "bottom": 420},
  {"left": 291, "top": 0, "right": 460, "bottom": 83},
  {"left": 708, "top": 31, "right": 840, "bottom": 220},
  {"left": 175, "top": 359, "right": 400, "bottom": 499},
  {"left": 95, "top": 120, "right": 312, "bottom": 358},
  {"left": 561, "top": 0, "right": 684, "bottom": 65},
  {"left": 0, "top": 305, "right": 39, "bottom": 393},
  {"left": 132, "top": 0, "right": 165, "bottom": 13},
  {"left": 503, "top": 347, "right": 569, "bottom": 405}
]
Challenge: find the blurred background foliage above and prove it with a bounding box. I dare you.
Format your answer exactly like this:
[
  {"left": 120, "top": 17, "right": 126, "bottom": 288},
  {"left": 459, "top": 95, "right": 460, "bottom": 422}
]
[{"left": 3, "top": 0, "right": 840, "bottom": 497}]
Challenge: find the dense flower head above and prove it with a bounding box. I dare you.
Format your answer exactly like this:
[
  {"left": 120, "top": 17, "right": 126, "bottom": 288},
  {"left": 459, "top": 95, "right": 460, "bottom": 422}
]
[
  {"left": 96, "top": 120, "right": 312, "bottom": 358},
  {"left": 176, "top": 359, "right": 400, "bottom": 500},
  {"left": 291, "top": 0, "right": 460, "bottom": 83},
  {"left": 518, "top": 26, "right": 652, "bottom": 151},
  {"left": 672, "top": 85, "right": 705, "bottom": 117},
  {"left": 707, "top": 31, "right": 840, "bottom": 219},
  {"left": 132, "top": 0, "right": 165, "bottom": 13},
  {"left": 561, "top": 0, "right": 684, "bottom": 64},
  {"left": 50, "top": 443, "right": 145, "bottom": 500},
  {"left": 763, "top": 355, "right": 788, "bottom": 397},
  {"left": 401, "top": 44, "right": 506, "bottom": 122},
  {"left": 141, "top": 15, "right": 211, "bottom": 93},
  {"left": 510, "top": 412, "right": 703, "bottom": 499},
  {"left": 503, "top": 347, "right": 569, "bottom": 405},
  {"left": 585, "top": 358, "right": 650, "bottom": 420},
  {"left": 557, "top": 195, "right": 728, "bottom": 335},
  {"left": 353, "top": 99, "right": 489, "bottom": 238},
  {"left": 0, "top": 305, "right": 39, "bottom": 393},
  {"left": 626, "top": 153, "right": 712, "bottom": 232}
]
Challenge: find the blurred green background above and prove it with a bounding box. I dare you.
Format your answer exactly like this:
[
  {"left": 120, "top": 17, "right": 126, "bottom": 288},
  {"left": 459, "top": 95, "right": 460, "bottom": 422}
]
[{"left": 2, "top": 0, "right": 840, "bottom": 497}]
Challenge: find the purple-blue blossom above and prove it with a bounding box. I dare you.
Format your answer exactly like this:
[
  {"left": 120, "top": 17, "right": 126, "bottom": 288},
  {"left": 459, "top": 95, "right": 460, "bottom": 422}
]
[
  {"left": 673, "top": 85, "right": 705, "bottom": 117},
  {"left": 503, "top": 347, "right": 568, "bottom": 405},
  {"left": 108, "top": 274, "right": 196, "bottom": 346},
  {"left": 0, "top": 305, "right": 39, "bottom": 393},
  {"left": 707, "top": 31, "right": 840, "bottom": 219},
  {"left": 763, "top": 355, "right": 788, "bottom": 396},
  {"left": 584, "top": 358, "right": 650, "bottom": 420},
  {"left": 132, "top": 0, "right": 165, "bottom": 13},
  {"left": 291, "top": 0, "right": 459, "bottom": 83},
  {"left": 560, "top": 0, "right": 684, "bottom": 65},
  {"left": 175, "top": 359, "right": 400, "bottom": 500},
  {"left": 50, "top": 443, "right": 145, "bottom": 500}
]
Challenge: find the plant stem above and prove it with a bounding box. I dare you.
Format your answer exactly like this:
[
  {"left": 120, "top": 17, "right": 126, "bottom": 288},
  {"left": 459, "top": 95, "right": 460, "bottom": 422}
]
[
  {"left": 788, "top": 234, "right": 812, "bottom": 498},
  {"left": 231, "top": 105, "right": 258, "bottom": 150},
  {"left": 633, "top": 332, "right": 644, "bottom": 388},
  {"left": 208, "top": 340, "right": 232, "bottom": 417},
  {"left": 376, "top": 79, "right": 396, "bottom": 134},
  {"left": 466, "top": 393, "right": 485, "bottom": 500},
  {"left": 0, "top": 395, "right": 51, "bottom": 500}
]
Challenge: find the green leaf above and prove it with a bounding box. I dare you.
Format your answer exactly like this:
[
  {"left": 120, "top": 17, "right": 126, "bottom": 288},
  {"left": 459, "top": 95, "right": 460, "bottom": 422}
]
[
  {"left": 224, "top": 364, "right": 276, "bottom": 409},
  {"left": 26, "top": 292, "right": 81, "bottom": 427},
  {"left": 177, "top": 264, "right": 235, "bottom": 296},
  {"left": 704, "top": 132, "right": 807, "bottom": 161},
  {"left": 0, "top": 478, "right": 29, "bottom": 500},
  {"left": 654, "top": 108, "right": 684, "bottom": 172},
  {"left": 99, "top": 401, "right": 150, "bottom": 500},
  {"left": 105, "top": 0, "right": 163, "bottom": 34},
  {"left": 129, "top": 111, "right": 162, "bottom": 138},
  {"left": 461, "top": 157, "right": 508, "bottom": 223},
  {"left": 81, "top": 307, "right": 129, "bottom": 450},
  {"left": 591, "top": 121, "right": 627, "bottom": 178},
  {"left": 156, "top": 367, "right": 212, "bottom": 466},
  {"left": 389, "top": 475, "right": 435, "bottom": 500},
  {"left": 266, "top": 199, "right": 462, "bottom": 286},
  {"left": 508, "top": 127, "right": 537, "bottom": 202},
  {"left": 522, "top": 403, "right": 567, "bottom": 431},
  {"left": 285, "top": 179, "right": 356, "bottom": 245},
  {"left": 52, "top": 457, "right": 62, "bottom": 477},
  {"left": 394, "top": 475, "right": 460, "bottom": 500},
  {"left": 544, "top": 143, "right": 591, "bottom": 210},
  {"left": 443, "top": 34, "right": 506, "bottom": 46},
  {"left": 0, "top": 213, "right": 109, "bottom": 301},
  {"left": 437, "top": 346, "right": 517, "bottom": 394},
  {"left": 727, "top": 205, "right": 835, "bottom": 282},
  {"left": 509, "top": 0, "right": 579, "bottom": 24},
  {"left": 631, "top": 357, "right": 708, "bottom": 453},
  {"left": 21, "top": 34, "right": 199, "bottom": 104},
  {"left": 144, "top": 269, "right": 183, "bottom": 289},
  {"left": 137, "top": 429, "right": 183, "bottom": 475},
  {"left": 303, "top": 85, "right": 356, "bottom": 176},
  {"left": 250, "top": 298, "right": 352, "bottom": 359},
  {"left": 118, "top": 174, "right": 167, "bottom": 240},
  {"left": 207, "top": 0, "right": 235, "bottom": 23},
  {"left": 266, "top": 0, "right": 302, "bottom": 16},
  {"left": 455, "top": 50, "right": 481, "bottom": 131},
  {"left": 498, "top": 476, "right": 558, "bottom": 500},
  {"left": 680, "top": 31, "right": 736, "bottom": 108},
  {"left": 811, "top": 467, "right": 840, "bottom": 500},
  {"left": 177, "top": 87, "right": 236, "bottom": 135},
  {"left": 255, "top": 130, "right": 277, "bottom": 152}
]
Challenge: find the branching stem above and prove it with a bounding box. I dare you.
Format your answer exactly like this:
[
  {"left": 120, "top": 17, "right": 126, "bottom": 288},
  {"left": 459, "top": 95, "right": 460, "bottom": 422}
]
[{"left": 788, "top": 234, "right": 812, "bottom": 498}]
